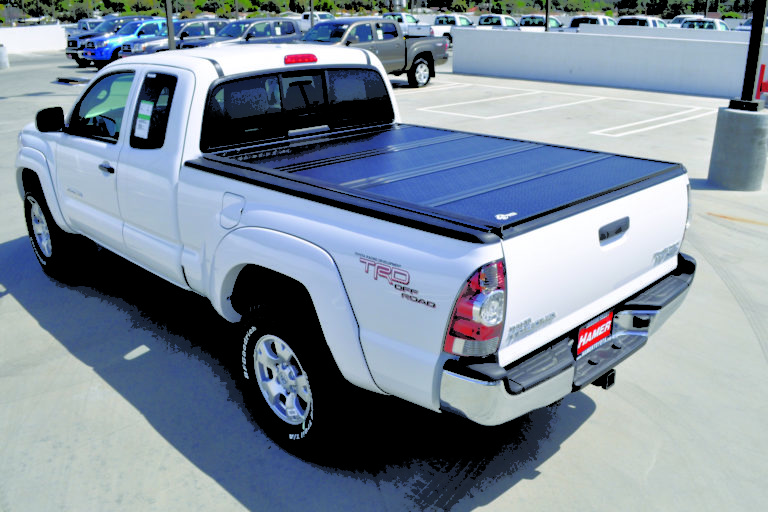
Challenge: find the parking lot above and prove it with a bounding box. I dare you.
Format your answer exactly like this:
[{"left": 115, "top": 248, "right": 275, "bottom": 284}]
[{"left": 1, "top": 52, "right": 766, "bottom": 511}]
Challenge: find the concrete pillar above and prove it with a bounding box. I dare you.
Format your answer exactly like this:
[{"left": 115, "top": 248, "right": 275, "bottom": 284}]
[
  {"left": 0, "top": 45, "right": 9, "bottom": 70},
  {"left": 708, "top": 107, "right": 768, "bottom": 191}
]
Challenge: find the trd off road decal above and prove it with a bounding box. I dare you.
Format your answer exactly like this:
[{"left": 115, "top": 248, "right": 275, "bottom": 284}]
[{"left": 356, "top": 252, "right": 436, "bottom": 308}]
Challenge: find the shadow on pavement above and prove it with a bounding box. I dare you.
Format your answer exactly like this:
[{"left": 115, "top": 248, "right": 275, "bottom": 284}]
[{"left": 0, "top": 235, "right": 595, "bottom": 511}]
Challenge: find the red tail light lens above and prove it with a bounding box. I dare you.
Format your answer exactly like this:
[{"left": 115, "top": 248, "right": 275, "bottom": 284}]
[
  {"left": 285, "top": 54, "right": 318, "bottom": 64},
  {"left": 444, "top": 260, "right": 506, "bottom": 357}
]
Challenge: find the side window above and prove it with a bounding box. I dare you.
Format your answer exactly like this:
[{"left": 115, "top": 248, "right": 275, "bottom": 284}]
[
  {"left": 68, "top": 72, "right": 135, "bottom": 143},
  {"left": 459, "top": 17, "right": 470, "bottom": 26},
  {"left": 130, "top": 72, "right": 178, "bottom": 150},
  {"left": 377, "top": 22, "right": 398, "bottom": 40},
  {"left": 185, "top": 23, "right": 204, "bottom": 37},
  {"left": 350, "top": 23, "right": 373, "bottom": 42},
  {"left": 249, "top": 22, "right": 271, "bottom": 38},
  {"left": 277, "top": 21, "right": 296, "bottom": 35}
]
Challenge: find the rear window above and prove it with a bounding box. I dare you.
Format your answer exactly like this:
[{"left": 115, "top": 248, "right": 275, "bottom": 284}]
[{"left": 201, "top": 67, "right": 394, "bottom": 152}]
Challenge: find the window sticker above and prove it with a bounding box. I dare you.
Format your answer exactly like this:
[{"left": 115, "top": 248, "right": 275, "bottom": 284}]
[
  {"left": 275, "top": 26, "right": 281, "bottom": 36},
  {"left": 134, "top": 100, "right": 154, "bottom": 139},
  {"left": 376, "top": 29, "right": 383, "bottom": 39}
]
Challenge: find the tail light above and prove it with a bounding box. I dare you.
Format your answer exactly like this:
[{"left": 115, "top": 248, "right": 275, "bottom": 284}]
[{"left": 444, "top": 260, "right": 506, "bottom": 357}]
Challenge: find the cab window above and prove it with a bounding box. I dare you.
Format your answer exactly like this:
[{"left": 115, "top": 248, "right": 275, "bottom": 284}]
[
  {"left": 130, "top": 72, "right": 178, "bottom": 150},
  {"left": 350, "top": 23, "right": 373, "bottom": 42},
  {"left": 377, "top": 22, "right": 398, "bottom": 40},
  {"left": 68, "top": 72, "right": 135, "bottom": 143}
]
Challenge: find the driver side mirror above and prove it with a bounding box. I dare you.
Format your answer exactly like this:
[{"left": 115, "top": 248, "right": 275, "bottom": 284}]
[
  {"left": 346, "top": 35, "right": 360, "bottom": 45},
  {"left": 36, "top": 107, "right": 64, "bottom": 133},
  {"left": 179, "top": 31, "right": 188, "bottom": 39}
]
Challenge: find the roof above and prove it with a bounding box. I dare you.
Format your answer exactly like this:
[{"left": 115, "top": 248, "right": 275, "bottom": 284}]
[{"left": 118, "top": 44, "right": 377, "bottom": 78}]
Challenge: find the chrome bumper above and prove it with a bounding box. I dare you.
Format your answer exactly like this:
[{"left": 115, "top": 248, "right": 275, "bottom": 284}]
[
  {"left": 440, "top": 366, "right": 574, "bottom": 426},
  {"left": 440, "top": 252, "right": 696, "bottom": 426}
]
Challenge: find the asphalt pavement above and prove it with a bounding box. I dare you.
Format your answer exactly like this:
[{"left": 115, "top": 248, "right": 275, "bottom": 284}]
[{"left": 1, "top": 51, "right": 766, "bottom": 511}]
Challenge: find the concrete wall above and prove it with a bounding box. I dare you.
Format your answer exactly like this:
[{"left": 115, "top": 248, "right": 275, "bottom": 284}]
[
  {"left": 451, "top": 26, "right": 768, "bottom": 99},
  {"left": 0, "top": 25, "right": 67, "bottom": 54}
]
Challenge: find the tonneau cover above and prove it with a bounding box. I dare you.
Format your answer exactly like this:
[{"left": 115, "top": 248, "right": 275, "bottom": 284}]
[{"left": 195, "top": 124, "right": 685, "bottom": 242}]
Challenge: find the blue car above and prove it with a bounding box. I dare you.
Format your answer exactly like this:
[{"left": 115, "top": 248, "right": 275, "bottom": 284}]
[{"left": 82, "top": 18, "right": 166, "bottom": 69}]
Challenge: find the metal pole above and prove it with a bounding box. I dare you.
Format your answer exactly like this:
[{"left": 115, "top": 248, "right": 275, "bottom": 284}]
[
  {"left": 165, "top": 0, "right": 175, "bottom": 52},
  {"left": 730, "top": 0, "right": 767, "bottom": 110},
  {"left": 545, "top": 0, "right": 550, "bottom": 32}
]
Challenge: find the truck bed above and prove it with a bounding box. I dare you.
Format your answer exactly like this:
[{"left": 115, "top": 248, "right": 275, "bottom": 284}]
[{"left": 189, "top": 124, "right": 685, "bottom": 243}]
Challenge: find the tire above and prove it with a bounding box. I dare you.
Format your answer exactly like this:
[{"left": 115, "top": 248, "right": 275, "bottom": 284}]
[
  {"left": 24, "top": 187, "right": 75, "bottom": 280},
  {"left": 444, "top": 34, "right": 452, "bottom": 47},
  {"left": 408, "top": 57, "right": 431, "bottom": 88},
  {"left": 75, "top": 57, "right": 88, "bottom": 68},
  {"left": 239, "top": 307, "right": 342, "bottom": 455}
]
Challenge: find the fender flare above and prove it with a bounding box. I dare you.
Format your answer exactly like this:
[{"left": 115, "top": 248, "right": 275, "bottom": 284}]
[
  {"left": 209, "top": 226, "right": 382, "bottom": 394},
  {"left": 16, "top": 147, "right": 72, "bottom": 234}
]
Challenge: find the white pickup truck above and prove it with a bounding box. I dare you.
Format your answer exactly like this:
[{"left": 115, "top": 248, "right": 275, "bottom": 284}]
[{"left": 16, "top": 44, "right": 695, "bottom": 454}]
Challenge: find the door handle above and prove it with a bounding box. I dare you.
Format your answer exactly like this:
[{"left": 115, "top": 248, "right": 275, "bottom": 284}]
[{"left": 98, "top": 162, "right": 115, "bottom": 174}]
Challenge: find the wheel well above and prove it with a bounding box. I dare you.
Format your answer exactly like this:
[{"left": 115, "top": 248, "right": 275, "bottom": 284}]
[
  {"left": 21, "top": 168, "right": 42, "bottom": 195},
  {"left": 230, "top": 264, "right": 316, "bottom": 320},
  {"left": 414, "top": 52, "right": 435, "bottom": 75}
]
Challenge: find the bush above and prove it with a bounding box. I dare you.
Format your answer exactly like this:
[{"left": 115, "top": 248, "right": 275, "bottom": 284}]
[{"left": 720, "top": 11, "right": 741, "bottom": 19}]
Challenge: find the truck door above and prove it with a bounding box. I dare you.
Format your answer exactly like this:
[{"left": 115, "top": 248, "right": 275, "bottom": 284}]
[
  {"left": 370, "top": 21, "right": 404, "bottom": 72},
  {"left": 116, "top": 68, "right": 195, "bottom": 287},
  {"left": 56, "top": 71, "right": 136, "bottom": 252}
]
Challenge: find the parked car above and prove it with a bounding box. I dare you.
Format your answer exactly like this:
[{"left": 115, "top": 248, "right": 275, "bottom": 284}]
[
  {"left": 681, "top": 18, "right": 730, "bottom": 30},
  {"left": 519, "top": 14, "right": 564, "bottom": 30},
  {"left": 180, "top": 19, "right": 296, "bottom": 48},
  {"left": 82, "top": 18, "right": 167, "bottom": 69},
  {"left": 297, "top": 11, "right": 335, "bottom": 32},
  {"left": 432, "top": 13, "right": 474, "bottom": 45},
  {"left": 617, "top": 16, "right": 667, "bottom": 28},
  {"left": 69, "top": 18, "right": 103, "bottom": 34},
  {"left": 667, "top": 14, "right": 706, "bottom": 28},
  {"left": 568, "top": 15, "right": 617, "bottom": 28},
  {"left": 119, "top": 18, "right": 230, "bottom": 57},
  {"left": 301, "top": 17, "right": 448, "bottom": 87},
  {"left": 733, "top": 17, "right": 768, "bottom": 32},
  {"left": 240, "top": 19, "right": 303, "bottom": 45},
  {"left": 66, "top": 15, "right": 151, "bottom": 67},
  {"left": 477, "top": 14, "right": 519, "bottom": 29},
  {"left": 382, "top": 12, "right": 433, "bottom": 37}
]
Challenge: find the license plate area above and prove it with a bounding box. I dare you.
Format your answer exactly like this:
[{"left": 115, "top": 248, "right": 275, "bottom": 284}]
[{"left": 576, "top": 311, "right": 613, "bottom": 358}]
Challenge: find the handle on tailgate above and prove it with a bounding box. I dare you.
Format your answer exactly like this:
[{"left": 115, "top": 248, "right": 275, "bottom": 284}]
[{"left": 599, "top": 217, "right": 629, "bottom": 244}]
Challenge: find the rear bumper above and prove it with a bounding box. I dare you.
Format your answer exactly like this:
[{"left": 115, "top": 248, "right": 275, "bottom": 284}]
[{"left": 439, "top": 252, "right": 696, "bottom": 426}]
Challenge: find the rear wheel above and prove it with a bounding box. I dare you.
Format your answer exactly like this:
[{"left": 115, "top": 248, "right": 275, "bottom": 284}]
[
  {"left": 408, "top": 57, "right": 431, "bottom": 88},
  {"left": 239, "top": 306, "right": 343, "bottom": 455}
]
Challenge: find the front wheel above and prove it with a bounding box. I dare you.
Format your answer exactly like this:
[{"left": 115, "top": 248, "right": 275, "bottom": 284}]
[
  {"left": 240, "top": 309, "right": 342, "bottom": 454},
  {"left": 24, "top": 188, "right": 75, "bottom": 279},
  {"left": 408, "top": 57, "right": 431, "bottom": 88}
]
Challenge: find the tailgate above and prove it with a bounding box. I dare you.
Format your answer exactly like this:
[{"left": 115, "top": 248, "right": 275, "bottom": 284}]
[{"left": 497, "top": 173, "right": 689, "bottom": 367}]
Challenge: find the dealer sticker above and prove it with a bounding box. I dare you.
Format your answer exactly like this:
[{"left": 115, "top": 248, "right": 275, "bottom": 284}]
[{"left": 577, "top": 311, "right": 613, "bottom": 356}]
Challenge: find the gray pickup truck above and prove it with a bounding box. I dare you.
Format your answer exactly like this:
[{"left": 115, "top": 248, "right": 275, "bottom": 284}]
[{"left": 301, "top": 17, "right": 448, "bottom": 87}]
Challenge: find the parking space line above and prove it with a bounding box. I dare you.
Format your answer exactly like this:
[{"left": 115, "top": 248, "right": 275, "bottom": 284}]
[
  {"left": 592, "top": 109, "right": 717, "bottom": 137},
  {"left": 419, "top": 91, "right": 540, "bottom": 112},
  {"left": 421, "top": 96, "right": 604, "bottom": 120}
]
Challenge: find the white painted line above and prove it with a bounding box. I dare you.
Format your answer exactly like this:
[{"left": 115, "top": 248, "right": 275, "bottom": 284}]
[
  {"left": 420, "top": 91, "right": 540, "bottom": 111},
  {"left": 421, "top": 96, "right": 604, "bottom": 120},
  {"left": 394, "top": 83, "right": 472, "bottom": 95},
  {"left": 592, "top": 108, "right": 702, "bottom": 134},
  {"left": 592, "top": 109, "right": 717, "bottom": 137}
]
